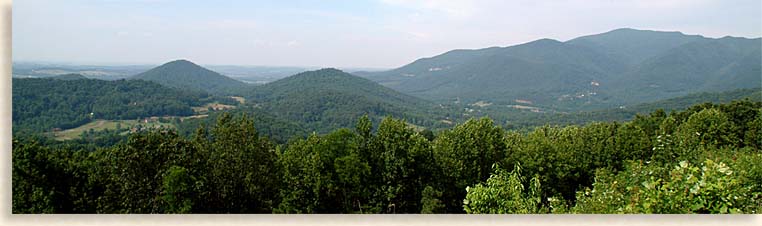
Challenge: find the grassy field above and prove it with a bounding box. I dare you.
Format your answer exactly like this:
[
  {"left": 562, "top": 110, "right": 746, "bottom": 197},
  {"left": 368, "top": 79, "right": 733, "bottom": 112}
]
[
  {"left": 192, "top": 102, "right": 237, "bottom": 113},
  {"left": 53, "top": 119, "right": 176, "bottom": 141},
  {"left": 230, "top": 96, "right": 246, "bottom": 104}
]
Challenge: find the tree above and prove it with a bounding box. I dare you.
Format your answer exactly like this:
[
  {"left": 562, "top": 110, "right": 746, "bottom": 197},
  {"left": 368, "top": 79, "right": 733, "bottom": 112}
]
[
  {"left": 433, "top": 117, "right": 507, "bottom": 212},
  {"left": 373, "top": 117, "right": 433, "bottom": 213},
  {"left": 463, "top": 164, "right": 543, "bottom": 214},
  {"left": 420, "top": 186, "right": 445, "bottom": 214},
  {"left": 277, "top": 129, "right": 369, "bottom": 213},
  {"left": 205, "top": 113, "right": 279, "bottom": 213},
  {"left": 572, "top": 158, "right": 760, "bottom": 214},
  {"left": 676, "top": 108, "right": 737, "bottom": 151},
  {"left": 161, "top": 166, "right": 195, "bottom": 213}
]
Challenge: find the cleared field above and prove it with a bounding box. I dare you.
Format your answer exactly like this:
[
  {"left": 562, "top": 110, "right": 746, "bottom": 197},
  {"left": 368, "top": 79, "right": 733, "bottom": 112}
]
[
  {"left": 53, "top": 119, "right": 175, "bottom": 141},
  {"left": 230, "top": 96, "right": 246, "bottom": 104},
  {"left": 192, "top": 102, "right": 237, "bottom": 113}
]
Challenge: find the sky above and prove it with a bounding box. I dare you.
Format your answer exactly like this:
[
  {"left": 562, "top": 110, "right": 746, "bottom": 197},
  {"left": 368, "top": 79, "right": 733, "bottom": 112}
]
[{"left": 12, "top": 0, "right": 762, "bottom": 68}]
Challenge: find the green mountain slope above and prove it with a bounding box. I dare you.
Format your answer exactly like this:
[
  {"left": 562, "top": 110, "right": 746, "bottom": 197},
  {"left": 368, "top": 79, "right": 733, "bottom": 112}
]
[
  {"left": 247, "top": 68, "right": 451, "bottom": 133},
  {"left": 566, "top": 28, "right": 705, "bottom": 65},
  {"left": 364, "top": 39, "right": 623, "bottom": 109},
  {"left": 486, "top": 88, "right": 762, "bottom": 129},
  {"left": 12, "top": 77, "right": 213, "bottom": 133},
  {"left": 363, "top": 28, "right": 761, "bottom": 111},
  {"left": 131, "top": 59, "right": 248, "bottom": 94},
  {"left": 609, "top": 37, "right": 762, "bottom": 103}
]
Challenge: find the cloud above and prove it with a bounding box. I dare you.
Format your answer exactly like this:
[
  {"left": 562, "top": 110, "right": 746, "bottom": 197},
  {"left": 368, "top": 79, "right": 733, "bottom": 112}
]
[
  {"left": 379, "top": 0, "right": 478, "bottom": 19},
  {"left": 206, "top": 19, "right": 258, "bottom": 30},
  {"left": 406, "top": 31, "right": 429, "bottom": 40},
  {"left": 286, "top": 40, "right": 300, "bottom": 47}
]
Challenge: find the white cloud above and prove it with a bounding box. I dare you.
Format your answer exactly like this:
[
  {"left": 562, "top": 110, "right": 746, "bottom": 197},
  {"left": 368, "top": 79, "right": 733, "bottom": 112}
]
[
  {"left": 286, "top": 40, "right": 300, "bottom": 47},
  {"left": 379, "top": 0, "right": 479, "bottom": 19},
  {"left": 205, "top": 19, "right": 258, "bottom": 30}
]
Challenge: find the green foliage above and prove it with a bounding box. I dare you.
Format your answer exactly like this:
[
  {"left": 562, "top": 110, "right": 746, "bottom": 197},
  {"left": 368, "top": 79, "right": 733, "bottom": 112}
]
[
  {"left": 161, "top": 166, "right": 195, "bottom": 213},
  {"left": 463, "top": 164, "right": 544, "bottom": 214},
  {"left": 12, "top": 138, "right": 100, "bottom": 213},
  {"left": 11, "top": 99, "right": 762, "bottom": 214},
  {"left": 203, "top": 113, "right": 279, "bottom": 213},
  {"left": 745, "top": 114, "right": 762, "bottom": 149},
  {"left": 246, "top": 68, "right": 451, "bottom": 133},
  {"left": 94, "top": 129, "right": 203, "bottom": 213},
  {"left": 572, "top": 157, "right": 761, "bottom": 214},
  {"left": 276, "top": 130, "right": 366, "bottom": 213},
  {"left": 175, "top": 107, "right": 308, "bottom": 144},
  {"left": 420, "top": 186, "right": 445, "bottom": 214},
  {"left": 367, "top": 29, "right": 760, "bottom": 111},
  {"left": 12, "top": 139, "right": 58, "bottom": 213},
  {"left": 12, "top": 77, "right": 211, "bottom": 133},
  {"left": 374, "top": 117, "right": 433, "bottom": 213},
  {"left": 433, "top": 117, "right": 507, "bottom": 212},
  {"left": 676, "top": 108, "right": 737, "bottom": 149}
]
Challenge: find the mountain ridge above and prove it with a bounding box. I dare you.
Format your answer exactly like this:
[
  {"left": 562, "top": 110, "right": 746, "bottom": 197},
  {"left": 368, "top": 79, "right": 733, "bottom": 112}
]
[
  {"left": 362, "top": 28, "right": 762, "bottom": 111},
  {"left": 247, "top": 68, "right": 450, "bottom": 132},
  {"left": 131, "top": 59, "right": 248, "bottom": 95}
]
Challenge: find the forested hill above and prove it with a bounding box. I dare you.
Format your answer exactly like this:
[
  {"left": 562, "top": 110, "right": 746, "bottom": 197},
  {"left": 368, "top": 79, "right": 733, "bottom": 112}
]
[
  {"left": 495, "top": 88, "right": 762, "bottom": 128},
  {"left": 131, "top": 59, "right": 248, "bottom": 95},
  {"left": 247, "top": 68, "right": 452, "bottom": 133},
  {"left": 12, "top": 77, "right": 214, "bottom": 133},
  {"left": 362, "top": 28, "right": 761, "bottom": 111}
]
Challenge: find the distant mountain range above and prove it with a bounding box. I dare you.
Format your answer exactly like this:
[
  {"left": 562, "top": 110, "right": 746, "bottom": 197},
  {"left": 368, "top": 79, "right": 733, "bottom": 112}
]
[
  {"left": 130, "top": 60, "right": 249, "bottom": 95},
  {"left": 360, "top": 28, "right": 761, "bottom": 111},
  {"left": 13, "top": 54, "right": 761, "bottom": 137},
  {"left": 50, "top": 73, "right": 88, "bottom": 80},
  {"left": 13, "top": 27, "right": 759, "bottom": 134}
]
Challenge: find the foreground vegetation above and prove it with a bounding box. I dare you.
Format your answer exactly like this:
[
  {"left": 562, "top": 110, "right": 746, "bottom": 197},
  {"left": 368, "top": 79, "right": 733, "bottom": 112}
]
[{"left": 12, "top": 99, "right": 762, "bottom": 213}]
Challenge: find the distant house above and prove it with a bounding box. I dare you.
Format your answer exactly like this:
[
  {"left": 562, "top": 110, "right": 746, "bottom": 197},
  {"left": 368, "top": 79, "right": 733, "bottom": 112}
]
[
  {"left": 515, "top": 99, "right": 533, "bottom": 105},
  {"left": 143, "top": 117, "right": 159, "bottom": 123}
]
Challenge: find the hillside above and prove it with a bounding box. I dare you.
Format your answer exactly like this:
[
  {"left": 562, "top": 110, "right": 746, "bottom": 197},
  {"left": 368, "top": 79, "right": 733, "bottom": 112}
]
[
  {"left": 131, "top": 59, "right": 248, "bottom": 94},
  {"left": 480, "top": 88, "right": 762, "bottom": 129},
  {"left": 566, "top": 28, "right": 705, "bottom": 66},
  {"left": 247, "top": 68, "right": 451, "bottom": 132},
  {"left": 12, "top": 77, "right": 215, "bottom": 133},
  {"left": 363, "top": 28, "right": 761, "bottom": 111}
]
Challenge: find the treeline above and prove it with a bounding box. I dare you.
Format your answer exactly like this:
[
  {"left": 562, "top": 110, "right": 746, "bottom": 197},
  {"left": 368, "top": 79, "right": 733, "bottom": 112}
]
[
  {"left": 12, "top": 77, "right": 234, "bottom": 133},
  {"left": 175, "top": 107, "right": 309, "bottom": 144},
  {"left": 12, "top": 99, "right": 762, "bottom": 213}
]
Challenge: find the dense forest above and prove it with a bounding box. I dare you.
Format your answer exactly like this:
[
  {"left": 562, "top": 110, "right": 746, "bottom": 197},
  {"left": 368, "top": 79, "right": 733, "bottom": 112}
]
[
  {"left": 245, "top": 68, "right": 453, "bottom": 133},
  {"left": 363, "top": 28, "right": 761, "bottom": 111},
  {"left": 12, "top": 99, "right": 762, "bottom": 213},
  {"left": 12, "top": 77, "right": 234, "bottom": 134}
]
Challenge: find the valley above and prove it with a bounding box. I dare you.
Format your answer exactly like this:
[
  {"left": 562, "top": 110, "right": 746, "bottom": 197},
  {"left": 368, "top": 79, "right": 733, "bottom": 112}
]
[{"left": 10, "top": 27, "right": 762, "bottom": 215}]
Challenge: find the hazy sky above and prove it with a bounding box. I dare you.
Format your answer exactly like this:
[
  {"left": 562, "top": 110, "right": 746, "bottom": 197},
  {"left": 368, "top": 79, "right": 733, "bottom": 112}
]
[{"left": 13, "top": 0, "right": 762, "bottom": 68}]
